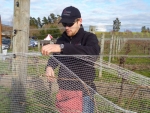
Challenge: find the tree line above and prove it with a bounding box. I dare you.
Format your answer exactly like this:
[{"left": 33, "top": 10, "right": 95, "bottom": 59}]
[
  {"left": 30, "top": 15, "right": 150, "bottom": 39},
  {"left": 29, "top": 13, "right": 62, "bottom": 39},
  {"left": 141, "top": 26, "right": 150, "bottom": 33}
]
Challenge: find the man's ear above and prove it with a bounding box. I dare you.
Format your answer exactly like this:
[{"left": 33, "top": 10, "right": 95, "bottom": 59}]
[{"left": 78, "top": 18, "right": 82, "bottom": 24}]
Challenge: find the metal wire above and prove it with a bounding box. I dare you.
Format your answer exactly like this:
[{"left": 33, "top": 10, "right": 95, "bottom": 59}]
[{"left": 0, "top": 53, "right": 149, "bottom": 113}]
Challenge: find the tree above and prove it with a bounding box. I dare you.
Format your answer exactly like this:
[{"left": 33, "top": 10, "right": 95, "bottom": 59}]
[
  {"left": 147, "top": 27, "right": 150, "bottom": 33},
  {"left": 30, "top": 17, "right": 38, "bottom": 27},
  {"left": 49, "top": 13, "right": 60, "bottom": 24},
  {"left": 38, "top": 29, "right": 46, "bottom": 39},
  {"left": 38, "top": 25, "right": 61, "bottom": 40},
  {"left": 29, "top": 17, "right": 39, "bottom": 36},
  {"left": 30, "top": 17, "right": 34, "bottom": 26},
  {"left": 42, "top": 16, "right": 48, "bottom": 25},
  {"left": 29, "top": 13, "right": 62, "bottom": 39},
  {"left": 46, "top": 25, "right": 61, "bottom": 38},
  {"left": 37, "top": 17, "right": 43, "bottom": 28},
  {"left": 48, "top": 16, "right": 52, "bottom": 23},
  {"left": 50, "top": 13, "right": 55, "bottom": 23},
  {"left": 141, "top": 26, "right": 146, "bottom": 32},
  {"left": 113, "top": 18, "right": 121, "bottom": 32}
]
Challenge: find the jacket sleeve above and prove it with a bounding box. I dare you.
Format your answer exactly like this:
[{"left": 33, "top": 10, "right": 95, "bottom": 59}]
[
  {"left": 61, "top": 34, "right": 100, "bottom": 55},
  {"left": 46, "top": 55, "right": 59, "bottom": 69}
]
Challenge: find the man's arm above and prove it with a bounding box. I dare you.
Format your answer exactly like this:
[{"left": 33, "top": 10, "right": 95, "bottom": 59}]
[
  {"left": 46, "top": 66, "right": 55, "bottom": 82},
  {"left": 41, "top": 44, "right": 61, "bottom": 55},
  {"left": 41, "top": 34, "right": 100, "bottom": 55}
]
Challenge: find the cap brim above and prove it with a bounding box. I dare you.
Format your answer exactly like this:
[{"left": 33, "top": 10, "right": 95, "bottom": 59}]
[{"left": 58, "top": 18, "right": 75, "bottom": 24}]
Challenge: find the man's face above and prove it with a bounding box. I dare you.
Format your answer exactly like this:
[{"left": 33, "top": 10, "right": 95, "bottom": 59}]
[{"left": 62, "top": 18, "right": 82, "bottom": 37}]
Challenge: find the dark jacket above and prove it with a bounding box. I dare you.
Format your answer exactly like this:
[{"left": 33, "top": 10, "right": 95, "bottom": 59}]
[{"left": 47, "top": 26, "right": 100, "bottom": 96}]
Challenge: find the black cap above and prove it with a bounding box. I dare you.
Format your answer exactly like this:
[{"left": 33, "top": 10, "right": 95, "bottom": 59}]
[{"left": 59, "top": 6, "right": 81, "bottom": 23}]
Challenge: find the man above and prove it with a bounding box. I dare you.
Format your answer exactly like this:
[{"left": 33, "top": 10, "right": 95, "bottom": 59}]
[{"left": 41, "top": 6, "right": 100, "bottom": 113}]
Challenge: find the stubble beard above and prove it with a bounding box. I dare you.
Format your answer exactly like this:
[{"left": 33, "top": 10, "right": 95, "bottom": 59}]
[
  {"left": 66, "top": 27, "right": 79, "bottom": 37},
  {"left": 66, "top": 30, "right": 76, "bottom": 37}
]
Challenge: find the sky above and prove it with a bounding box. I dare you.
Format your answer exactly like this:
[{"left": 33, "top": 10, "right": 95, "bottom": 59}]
[{"left": 0, "top": 0, "right": 150, "bottom": 32}]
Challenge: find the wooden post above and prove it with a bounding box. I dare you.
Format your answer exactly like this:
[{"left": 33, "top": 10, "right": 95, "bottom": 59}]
[
  {"left": 99, "top": 33, "right": 105, "bottom": 77},
  {"left": 108, "top": 35, "right": 113, "bottom": 65},
  {"left": 116, "top": 36, "right": 119, "bottom": 58},
  {"left": 118, "top": 37, "right": 121, "bottom": 52},
  {"left": 13, "top": 0, "right": 30, "bottom": 53},
  {"left": 112, "top": 36, "right": 116, "bottom": 61},
  {"left": 11, "top": 1, "right": 30, "bottom": 113},
  {"left": 12, "top": 0, "right": 30, "bottom": 76},
  {"left": 0, "top": 15, "right": 2, "bottom": 53},
  {"left": 38, "top": 40, "right": 40, "bottom": 52}
]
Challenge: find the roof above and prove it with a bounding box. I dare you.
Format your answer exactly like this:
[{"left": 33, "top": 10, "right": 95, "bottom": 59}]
[{"left": 44, "top": 34, "right": 53, "bottom": 40}]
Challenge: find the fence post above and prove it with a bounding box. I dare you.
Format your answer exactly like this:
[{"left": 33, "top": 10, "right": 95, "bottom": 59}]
[
  {"left": 99, "top": 33, "right": 105, "bottom": 77},
  {"left": 109, "top": 34, "right": 114, "bottom": 65},
  {"left": 116, "top": 36, "right": 119, "bottom": 58},
  {"left": 38, "top": 40, "right": 40, "bottom": 52},
  {"left": 118, "top": 37, "right": 121, "bottom": 52},
  {"left": 112, "top": 35, "right": 116, "bottom": 61},
  {"left": 11, "top": 0, "right": 30, "bottom": 112}
]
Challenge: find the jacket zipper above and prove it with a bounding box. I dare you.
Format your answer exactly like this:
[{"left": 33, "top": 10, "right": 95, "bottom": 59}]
[{"left": 70, "top": 37, "right": 72, "bottom": 44}]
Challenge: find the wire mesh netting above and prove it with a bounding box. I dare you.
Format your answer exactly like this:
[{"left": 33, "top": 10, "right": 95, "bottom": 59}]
[{"left": 0, "top": 53, "right": 149, "bottom": 113}]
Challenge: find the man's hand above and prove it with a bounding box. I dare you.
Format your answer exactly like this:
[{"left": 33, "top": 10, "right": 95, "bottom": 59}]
[
  {"left": 41, "top": 44, "right": 61, "bottom": 55},
  {"left": 46, "top": 66, "right": 55, "bottom": 81}
]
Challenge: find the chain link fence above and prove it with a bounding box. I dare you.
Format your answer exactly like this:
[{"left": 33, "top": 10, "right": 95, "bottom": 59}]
[{"left": 0, "top": 53, "right": 149, "bottom": 113}]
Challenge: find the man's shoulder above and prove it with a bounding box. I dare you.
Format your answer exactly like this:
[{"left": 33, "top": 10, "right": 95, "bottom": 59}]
[{"left": 83, "top": 31, "right": 97, "bottom": 38}]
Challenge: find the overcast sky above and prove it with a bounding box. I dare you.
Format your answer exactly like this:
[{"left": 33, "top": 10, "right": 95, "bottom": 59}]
[{"left": 0, "top": 0, "right": 150, "bottom": 31}]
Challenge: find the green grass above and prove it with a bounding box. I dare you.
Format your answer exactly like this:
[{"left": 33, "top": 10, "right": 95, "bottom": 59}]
[
  {"left": 0, "top": 86, "right": 11, "bottom": 113},
  {"left": 25, "top": 89, "right": 58, "bottom": 113},
  {"left": 102, "top": 57, "right": 150, "bottom": 77},
  {"left": 125, "top": 58, "right": 150, "bottom": 64},
  {"left": 27, "top": 64, "right": 46, "bottom": 77},
  {"left": 0, "top": 61, "right": 11, "bottom": 75},
  {"left": 102, "top": 95, "right": 150, "bottom": 113},
  {"left": 103, "top": 56, "right": 150, "bottom": 65},
  {"left": 94, "top": 92, "right": 150, "bottom": 113},
  {"left": 95, "top": 69, "right": 124, "bottom": 83},
  {"left": 28, "top": 46, "right": 40, "bottom": 52},
  {"left": 134, "top": 70, "right": 150, "bottom": 77}
]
